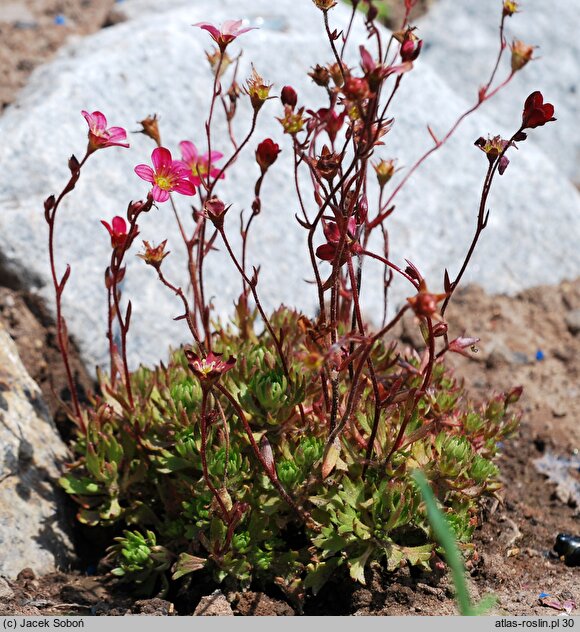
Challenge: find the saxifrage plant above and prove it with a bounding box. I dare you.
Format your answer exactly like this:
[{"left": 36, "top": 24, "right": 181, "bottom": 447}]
[{"left": 45, "top": 0, "right": 554, "bottom": 607}]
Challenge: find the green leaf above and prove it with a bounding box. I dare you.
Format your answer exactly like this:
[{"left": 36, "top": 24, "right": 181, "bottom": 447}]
[
  {"left": 348, "top": 545, "right": 373, "bottom": 584},
  {"left": 303, "top": 557, "right": 341, "bottom": 596},
  {"left": 59, "top": 475, "right": 101, "bottom": 496},
  {"left": 172, "top": 553, "right": 206, "bottom": 580}
]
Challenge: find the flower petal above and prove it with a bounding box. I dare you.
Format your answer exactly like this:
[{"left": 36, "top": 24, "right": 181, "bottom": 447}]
[
  {"left": 112, "top": 216, "right": 127, "bottom": 234},
  {"left": 173, "top": 179, "right": 197, "bottom": 196},
  {"left": 152, "top": 185, "right": 170, "bottom": 203},
  {"left": 91, "top": 111, "right": 107, "bottom": 131},
  {"left": 179, "top": 140, "right": 197, "bottom": 164},
  {"left": 134, "top": 164, "right": 155, "bottom": 183},
  {"left": 152, "top": 147, "right": 173, "bottom": 171}
]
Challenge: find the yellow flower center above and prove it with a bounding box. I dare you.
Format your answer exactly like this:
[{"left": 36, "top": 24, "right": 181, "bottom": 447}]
[{"left": 155, "top": 175, "right": 172, "bottom": 190}]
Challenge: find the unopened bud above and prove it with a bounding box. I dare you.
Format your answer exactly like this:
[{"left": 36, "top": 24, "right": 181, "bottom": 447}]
[
  {"left": 255, "top": 138, "right": 281, "bottom": 173},
  {"left": 204, "top": 196, "right": 229, "bottom": 229},
  {"left": 281, "top": 85, "right": 298, "bottom": 109},
  {"left": 259, "top": 435, "right": 277, "bottom": 477}
]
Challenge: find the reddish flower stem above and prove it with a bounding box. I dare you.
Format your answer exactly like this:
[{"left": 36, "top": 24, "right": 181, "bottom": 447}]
[{"left": 46, "top": 152, "right": 90, "bottom": 429}]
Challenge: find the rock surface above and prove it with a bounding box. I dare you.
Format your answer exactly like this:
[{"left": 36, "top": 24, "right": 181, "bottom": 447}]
[
  {"left": 417, "top": 0, "right": 580, "bottom": 186},
  {"left": 193, "top": 590, "right": 234, "bottom": 616},
  {"left": 0, "top": 323, "right": 75, "bottom": 578},
  {"left": 0, "top": 0, "right": 578, "bottom": 371}
]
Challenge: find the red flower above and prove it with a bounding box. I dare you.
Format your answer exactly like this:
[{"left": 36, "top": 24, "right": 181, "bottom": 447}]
[
  {"left": 82, "top": 110, "right": 129, "bottom": 153},
  {"left": 521, "top": 91, "right": 556, "bottom": 130},
  {"left": 101, "top": 216, "right": 131, "bottom": 249},
  {"left": 134, "top": 147, "right": 196, "bottom": 203},
  {"left": 256, "top": 139, "right": 281, "bottom": 173},
  {"left": 316, "top": 217, "right": 361, "bottom": 264},
  {"left": 193, "top": 19, "right": 256, "bottom": 51},
  {"left": 184, "top": 349, "right": 236, "bottom": 386}
]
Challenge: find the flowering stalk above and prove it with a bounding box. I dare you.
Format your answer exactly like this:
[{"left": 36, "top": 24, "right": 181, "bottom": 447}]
[{"left": 44, "top": 152, "right": 89, "bottom": 428}]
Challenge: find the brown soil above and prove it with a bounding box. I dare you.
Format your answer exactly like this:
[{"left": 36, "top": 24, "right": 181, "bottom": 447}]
[
  {"left": 1, "top": 0, "right": 579, "bottom": 619},
  {"left": 0, "top": 0, "right": 116, "bottom": 111}
]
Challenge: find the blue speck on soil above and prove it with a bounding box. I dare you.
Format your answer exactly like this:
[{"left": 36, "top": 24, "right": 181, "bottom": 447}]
[
  {"left": 54, "top": 14, "right": 66, "bottom": 25},
  {"left": 535, "top": 349, "right": 545, "bottom": 361}
]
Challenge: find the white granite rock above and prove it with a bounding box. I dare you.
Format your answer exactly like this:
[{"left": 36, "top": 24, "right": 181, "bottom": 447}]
[
  {"left": 0, "top": 0, "right": 578, "bottom": 372},
  {"left": 0, "top": 323, "right": 75, "bottom": 579},
  {"left": 417, "top": 0, "right": 580, "bottom": 186}
]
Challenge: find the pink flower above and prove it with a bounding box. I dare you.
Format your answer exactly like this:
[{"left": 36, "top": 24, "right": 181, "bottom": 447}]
[
  {"left": 448, "top": 336, "right": 480, "bottom": 357},
  {"left": 184, "top": 349, "right": 236, "bottom": 388},
  {"left": 101, "top": 216, "right": 131, "bottom": 249},
  {"left": 193, "top": 19, "right": 256, "bottom": 51},
  {"left": 134, "top": 147, "right": 196, "bottom": 203},
  {"left": 178, "top": 141, "right": 224, "bottom": 187},
  {"left": 81, "top": 110, "right": 129, "bottom": 153}
]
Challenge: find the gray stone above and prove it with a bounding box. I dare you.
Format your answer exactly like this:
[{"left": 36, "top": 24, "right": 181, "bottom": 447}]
[
  {"left": 0, "top": 0, "right": 578, "bottom": 373},
  {"left": 0, "top": 576, "right": 14, "bottom": 600},
  {"left": 565, "top": 309, "right": 580, "bottom": 336},
  {"left": 193, "top": 590, "right": 234, "bottom": 616},
  {"left": 0, "top": 3, "right": 35, "bottom": 25},
  {"left": 417, "top": 0, "right": 580, "bottom": 186},
  {"left": 0, "top": 323, "right": 75, "bottom": 579}
]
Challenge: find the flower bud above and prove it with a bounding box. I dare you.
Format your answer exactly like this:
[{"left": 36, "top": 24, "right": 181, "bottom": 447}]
[
  {"left": 256, "top": 138, "right": 281, "bottom": 173},
  {"left": 281, "top": 85, "right": 298, "bottom": 109},
  {"left": 204, "top": 196, "right": 229, "bottom": 229}
]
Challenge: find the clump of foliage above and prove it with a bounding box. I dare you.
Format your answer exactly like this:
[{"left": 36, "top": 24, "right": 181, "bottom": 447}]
[
  {"left": 45, "top": 0, "right": 554, "bottom": 607},
  {"left": 61, "top": 306, "right": 520, "bottom": 598}
]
